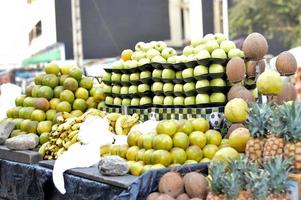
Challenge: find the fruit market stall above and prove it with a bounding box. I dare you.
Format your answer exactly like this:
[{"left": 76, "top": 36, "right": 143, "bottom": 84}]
[{"left": 0, "top": 32, "right": 300, "bottom": 200}]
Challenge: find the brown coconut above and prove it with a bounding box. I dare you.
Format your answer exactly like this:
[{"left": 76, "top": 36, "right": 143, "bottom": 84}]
[
  {"left": 242, "top": 32, "right": 268, "bottom": 61},
  {"left": 246, "top": 60, "right": 265, "bottom": 78},
  {"left": 190, "top": 198, "right": 203, "bottom": 200},
  {"left": 159, "top": 172, "right": 184, "bottom": 198},
  {"left": 225, "top": 123, "right": 245, "bottom": 138},
  {"left": 156, "top": 194, "right": 176, "bottom": 200},
  {"left": 226, "top": 57, "right": 246, "bottom": 82},
  {"left": 276, "top": 51, "right": 297, "bottom": 76},
  {"left": 227, "top": 85, "right": 255, "bottom": 103},
  {"left": 271, "top": 82, "right": 297, "bottom": 105},
  {"left": 176, "top": 193, "right": 190, "bottom": 200},
  {"left": 146, "top": 192, "right": 161, "bottom": 200},
  {"left": 183, "top": 172, "right": 208, "bottom": 199}
]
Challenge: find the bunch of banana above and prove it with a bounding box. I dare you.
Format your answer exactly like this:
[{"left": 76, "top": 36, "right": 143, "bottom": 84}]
[
  {"left": 115, "top": 113, "right": 139, "bottom": 135},
  {"left": 39, "top": 109, "right": 106, "bottom": 160}
]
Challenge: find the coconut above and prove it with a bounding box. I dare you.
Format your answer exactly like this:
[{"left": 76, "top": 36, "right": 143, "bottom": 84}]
[
  {"left": 242, "top": 32, "right": 268, "bottom": 61},
  {"left": 271, "top": 82, "right": 297, "bottom": 105},
  {"left": 183, "top": 172, "right": 208, "bottom": 199},
  {"left": 157, "top": 194, "right": 176, "bottom": 200},
  {"left": 176, "top": 193, "right": 190, "bottom": 200},
  {"left": 256, "top": 70, "right": 283, "bottom": 95},
  {"left": 190, "top": 198, "right": 203, "bottom": 200},
  {"left": 276, "top": 51, "right": 297, "bottom": 76},
  {"left": 227, "top": 85, "right": 255, "bottom": 103},
  {"left": 159, "top": 172, "right": 184, "bottom": 198},
  {"left": 146, "top": 192, "right": 161, "bottom": 200},
  {"left": 226, "top": 57, "right": 246, "bottom": 82},
  {"left": 246, "top": 60, "right": 265, "bottom": 78},
  {"left": 225, "top": 123, "right": 245, "bottom": 138}
]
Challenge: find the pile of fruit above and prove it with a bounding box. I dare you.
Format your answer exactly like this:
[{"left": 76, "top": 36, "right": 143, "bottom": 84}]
[
  {"left": 102, "top": 118, "right": 243, "bottom": 176},
  {"left": 102, "top": 33, "right": 246, "bottom": 108},
  {"left": 5, "top": 64, "right": 106, "bottom": 146}
]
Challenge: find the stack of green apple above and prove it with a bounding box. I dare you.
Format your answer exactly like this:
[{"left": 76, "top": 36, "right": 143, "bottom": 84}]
[
  {"left": 104, "top": 118, "right": 229, "bottom": 176},
  {"left": 5, "top": 63, "right": 105, "bottom": 146}
]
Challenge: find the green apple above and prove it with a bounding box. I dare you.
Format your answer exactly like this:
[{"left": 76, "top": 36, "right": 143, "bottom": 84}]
[
  {"left": 196, "top": 94, "right": 210, "bottom": 104},
  {"left": 184, "top": 96, "right": 196, "bottom": 105},
  {"left": 162, "top": 69, "right": 176, "bottom": 79},
  {"left": 146, "top": 48, "right": 160, "bottom": 59},
  {"left": 183, "top": 46, "right": 194, "bottom": 56},
  {"left": 103, "top": 85, "right": 112, "bottom": 93},
  {"left": 167, "top": 56, "right": 177, "bottom": 64},
  {"left": 138, "top": 84, "right": 150, "bottom": 93},
  {"left": 120, "top": 86, "right": 129, "bottom": 94},
  {"left": 210, "top": 78, "right": 226, "bottom": 87},
  {"left": 163, "top": 83, "right": 174, "bottom": 92},
  {"left": 130, "top": 73, "right": 140, "bottom": 81},
  {"left": 187, "top": 54, "right": 196, "bottom": 61},
  {"left": 203, "top": 33, "right": 215, "bottom": 42},
  {"left": 205, "top": 40, "right": 219, "bottom": 53},
  {"left": 135, "top": 41, "right": 146, "bottom": 51},
  {"left": 122, "top": 98, "right": 131, "bottom": 106},
  {"left": 182, "top": 68, "right": 194, "bottom": 79},
  {"left": 194, "top": 65, "right": 208, "bottom": 76},
  {"left": 196, "top": 80, "right": 210, "bottom": 88},
  {"left": 121, "top": 74, "right": 130, "bottom": 82},
  {"left": 191, "top": 38, "right": 205, "bottom": 47},
  {"left": 210, "top": 93, "right": 226, "bottom": 103},
  {"left": 164, "top": 96, "right": 174, "bottom": 105},
  {"left": 176, "top": 55, "right": 187, "bottom": 63},
  {"left": 153, "top": 96, "right": 164, "bottom": 105},
  {"left": 194, "top": 44, "right": 206, "bottom": 54},
  {"left": 140, "top": 71, "right": 151, "bottom": 79},
  {"left": 131, "top": 98, "right": 140, "bottom": 106},
  {"left": 154, "top": 41, "right": 167, "bottom": 52},
  {"left": 152, "top": 69, "right": 162, "bottom": 78},
  {"left": 214, "top": 33, "right": 227, "bottom": 44},
  {"left": 174, "top": 96, "right": 185, "bottom": 106},
  {"left": 228, "top": 48, "right": 245, "bottom": 58},
  {"left": 131, "top": 51, "right": 146, "bottom": 61},
  {"left": 220, "top": 40, "right": 236, "bottom": 53},
  {"left": 111, "top": 73, "right": 121, "bottom": 82},
  {"left": 113, "top": 97, "right": 122, "bottom": 105},
  {"left": 124, "top": 60, "right": 138, "bottom": 68},
  {"left": 102, "top": 71, "right": 111, "bottom": 81},
  {"left": 209, "top": 64, "right": 224, "bottom": 74},
  {"left": 112, "top": 60, "right": 124, "bottom": 69},
  {"left": 176, "top": 71, "right": 183, "bottom": 79},
  {"left": 151, "top": 55, "right": 166, "bottom": 63},
  {"left": 105, "top": 96, "right": 114, "bottom": 104},
  {"left": 196, "top": 49, "right": 211, "bottom": 60},
  {"left": 112, "top": 85, "right": 121, "bottom": 94},
  {"left": 211, "top": 48, "right": 227, "bottom": 59},
  {"left": 151, "top": 82, "right": 163, "bottom": 92},
  {"left": 138, "top": 58, "right": 151, "bottom": 66},
  {"left": 183, "top": 82, "right": 195, "bottom": 92},
  {"left": 174, "top": 84, "right": 184, "bottom": 93},
  {"left": 161, "top": 47, "right": 177, "bottom": 59},
  {"left": 140, "top": 97, "right": 152, "bottom": 105},
  {"left": 149, "top": 41, "right": 157, "bottom": 48},
  {"left": 129, "top": 85, "right": 138, "bottom": 94}
]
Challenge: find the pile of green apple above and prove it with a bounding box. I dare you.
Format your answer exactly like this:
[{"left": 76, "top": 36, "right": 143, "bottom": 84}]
[{"left": 103, "top": 118, "right": 230, "bottom": 176}]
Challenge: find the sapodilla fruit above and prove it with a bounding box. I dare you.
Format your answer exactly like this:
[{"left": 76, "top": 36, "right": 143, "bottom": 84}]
[
  {"left": 227, "top": 85, "right": 255, "bottom": 103},
  {"left": 242, "top": 32, "right": 268, "bottom": 61},
  {"left": 156, "top": 194, "right": 176, "bottom": 200},
  {"left": 146, "top": 192, "right": 161, "bottom": 200},
  {"left": 276, "top": 51, "right": 297, "bottom": 76},
  {"left": 159, "top": 172, "right": 184, "bottom": 198},
  {"left": 256, "top": 70, "right": 283, "bottom": 95},
  {"left": 226, "top": 57, "right": 246, "bottom": 82},
  {"left": 224, "top": 98, "right": 249, "bottom": 123},
  {"left": 176, "top": 193, "right": 190, "bottom": 200},
  {"left": 271, "top": 82, "right": 297, "bottom": 105},
  {"left": 183, "top": 172, "right": 208, "bottom": 199},
  {"left": 246, "top": 60, "right": 265, "bottom": 78}
]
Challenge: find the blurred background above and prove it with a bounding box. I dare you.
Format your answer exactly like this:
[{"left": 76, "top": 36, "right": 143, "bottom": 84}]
[{"left": 0, "top": 0, "right": 300, "bottom": 91}]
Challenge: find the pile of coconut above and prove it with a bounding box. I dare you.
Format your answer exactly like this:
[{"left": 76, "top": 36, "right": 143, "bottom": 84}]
[{"left": 146, "top": 171, "right": 208, "bottom": 200}]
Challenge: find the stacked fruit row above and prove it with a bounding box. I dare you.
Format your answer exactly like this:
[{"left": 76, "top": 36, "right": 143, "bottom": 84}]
[{"left": 5, "top": 64, "right": 105, "bottom": 146}]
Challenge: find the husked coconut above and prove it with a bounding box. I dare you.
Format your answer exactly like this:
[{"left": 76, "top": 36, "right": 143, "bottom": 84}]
[
  {"left": 271, "top": 82, "right": 297, "bottom": 105},
  {"left": 276, "top": 51, "right": 297, "bottom": 76},
  {"left": 246, "top": 60, "right": 265, "bottom": 78},
  {"left": 176, "top": 193, "right": 190, "bottom": 200},
  {"left": 157, "top": 194, "right": 176, "bottom": 200},
  {"left": 226, "top": 57, "right": 246, "bottom": 82},
  {"left": 227, "top": 85, "right": 255, "bottom": 102},
  {"left": 159, "top": 172, "right": 184, "bottom": 198},
  {"left": 146, "top": 192, "right": 161, "bottom": 200},
  {"left": 183, "top": 172, "right": 208, "bottom": 199},
  {"left": 242, "top": 32, "right": 268, "bottom": 61}
]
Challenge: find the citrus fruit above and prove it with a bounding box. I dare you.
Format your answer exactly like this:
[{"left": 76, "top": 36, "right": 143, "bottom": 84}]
[
  {"left": 184, "top": 160, "right": 198, "bottom": 165},
  {"left": 170, "top": 147, "right": 187, "bottom": 164},
  {"left": 34, "top": 74, "right": 45, "bottom": 85},
  {"left": 136, "top": 134, "right": 144, "bottom": 148},
  {"left": 60, "top": 90, "right": 75, "bottom": 103},
  {"left": 136, "top": 149, "right": 146, "bottom": 161},
  {"left": 46, "top": 109, "right": 56, "bottom": 121},
  {"left": 23, "top": 107, "right": 35, "bottom": 119},
  {"left": 177, "top": 120, "right": 193, "bottom": 134},
  {"left": 13, "top": 118, "right": 23, "bottom": 129},
  {"left": 97, "top": 102, "right": 106, "bottom": 110},
  {"left": 186, "top": 145, "right": 203, "bottom": 162},
  {"left": 31, "top": 85, "right": 41, "bottom": 97},
  {"left": 80, "top": 77, "right": 93, "bottom": 90},
  {"left": 127, "top": 131, "right": 142, "bottom": 146},
  {"left": 10, "top": 130, "right": 26, "bottom": 138},
  {"left": 37, "top": 121, "right": 52, "bottom": 134},
  {"left": 142, "top": 165, "right": 152, "bottom": 174},
  {"left": 200, "top": 158, "right": 211, "bottom": 163},
  {"left": 63, "top": 77, "right": 78, "bottom": 92},
  {"left": 172, "top": 132, "right": 189, "bottom": 149},
  {"left": 229, "top": 127, "right": 251, "bottom": 153},
  {"left": 152, "top": 134, "right": 173, "bottom": 151},
  {"left": 121, "top": 49, "right": 133, "bottom": 61},
  {"left": 15, "top": 95, "right": 26, "bottom": 106},
  {"left": 93, "top": 87, "right": 106, "bottom": 102},
  {"left": 143, "top": 133, "right": 156, "bottom": 150},
  {"left": 12, "top": 107, "right": 22, "bottom": 118},
  {"left": 192, "top": 118, "right": 209, "bottom": 132},
  {"left": 143, "top": 149, "right": 154, "bottom": 164},
  {"left": 224, "top": 98, "right": 249, "bottom": 123},
  {"left": 75, "top": 87, "right": 89, "bottom": 100},
  {"left": 169, "top": 163, "right": 181, "bottom": 168},
  {"left": 60, "top": 65, "right": 71, "bottom": 75},
  {"left": 118, "top": 144, "right": 129, "bottom": 158},
  {"left": 189, "top": 131, "right": 207, "bottom": 148},
  {"left": 23, "top": 97, "right": 35, "bottom": 107},
  {"left": 49, "top": 98, "right": 60, "bottom": 110},
  {"left": 156, "top": 120, "right": 178, "bottom": 136},
  {"left": 37, "top": 86, "right": 54, "bottom": 100},
  {"left": 42, "top": 74, "right": 59, "bottom": 88},
  {"left": 126, "top": 146, "right": 139, "bottom": 161},
  {"left": 59, "top": 75, "right": 69, "bottom": 85},
  {"left": 73, "top": 99, "right": 87, "bottom": 112},
  {"left": 39, "top": 132, "right": 49, "bottom": 144},
  {"left": 31, "top": 109, "right": 46, "bottom": 122},
  {"left": 110, "top": 145, "right": 120, "bottom": 155},
  {"left": 70, "top": 110, "right": 83, "bottom": 117},
  {"left": 90, "top": 87, "right": 96, "bottom": 96},
  {"left": 34, "top": 98, "right": 50, "bottom": 111},
  {"left": 151, "top": 150, "right": 172, "bottom": 166},
  {"left": 56, "top": 101, "right": 72, "bottom": 112},
  {"left": 203, "top": 144, "right": 219, "bottom": 159},
  {"left": 26, "top": 120, "right": 39, "bottom": 133},
  {"left": 20, "top": 119, "right": 30, "bottom": 132},
  {"left": 54, "top": 86, "right": 64, "bottom": 98},
  {"left": 45, "top": 63, "right": 60, "bottom": 75},
  {"left": 86, "top": 97, "right": 97, "bottom": 108},
  {"left": 205, "top": 130, "right": 222, "bottom": 146},
  {"left": 129, "top": 162, "right": 143, "bottom": 176},
  {"left": 212, "top": 147, "right": 240, "bottom": 163},
  {"left": 151, "top": 164, "right": 165, "bottom": 170},
  {"left": 25, "top": 85, "right": 34, "bottom": 96},
  {"left": 69, "top": 67, "right": 83, "bottom": 81}
]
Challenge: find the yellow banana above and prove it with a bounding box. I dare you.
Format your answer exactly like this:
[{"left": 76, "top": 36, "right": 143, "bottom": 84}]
[{"left": 68, "top": 130, "right": 79, "bottom": 139}]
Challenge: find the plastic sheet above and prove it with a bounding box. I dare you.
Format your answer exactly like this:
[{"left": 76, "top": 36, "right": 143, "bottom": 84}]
[{"left": 115, "top": 163, "right": 208, "bottom": 200}]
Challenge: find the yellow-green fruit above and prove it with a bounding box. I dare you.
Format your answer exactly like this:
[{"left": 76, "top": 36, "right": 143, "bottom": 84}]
[
  {"left": 205, "top": 130, "right": 222, "bottom": 146},
  {"left": 186, "top": 145, "right": 203, "bottom": 162},
  {"left": 80, "top": 77, "right": 93, "bottom": 90},
  {"left": 184, "top": 160, "right": 198, "bottom": 165},
  {"left": 93, "top": 87, "right": 106, "bottom": 102},
  {"left": 212, "top": 147, "right": 240, "bottom": 163},
  {"left": 37, "top": 121, "right": 52, "bottom": 135},
  {"left": 60, "top": 65, "right": 71, "bottom": 75},
  {"left": 224, "top": 98, "right": 249, "bottom": 123},
  {"left": 143, "top": 149, "right": 154, "bottom": 164},
  {"left": 31, "top": 110, "right": 46, "bottom": 122},
  {"left": 129, "top": 162, "right": 143, "bottom": 176},
  {"left": 142, "top": 165, "right": 152, "bottom": 174},
  {"left": 15, "top": 95, "right": 26, "bottom": 106},
  {"left": 126, "top": 146, "right": 139, "bottom": 161},
  {"left": 46, "top": 109, "right": 56, "bottom": 121},
  {"left": 152, "top": 134, "right": 173, "bottom": 151},
  {"left": 127, "top": 131, "right": 142, "bottom": 146},
  {"left": 136, "top": 149, "right": 146, "bottom": 161},
  {"left": 177, "top": 120, "right": 193, "bottom": 135},
  {"left": 13, "top": 118, "right": 23, "bottom": 129},
  {"left": 151, "top": 150, "right": 172, "bottom": 166},
  {"left": 189, "top": 131, "right": 207, "bottom": 148},
  {"left": 200, "top": 158, "right": 211, "bottom": 163},
  {"left": 170, "top": 147, "right": 187, "bottom": 164},
  {"left": 256, "top": 70, "right": 283, "bottom": 95},
  {"left": 45, "top": 63, "right": 60, "bottom": 75},
  {"left": 54, "top": 86, "right": 64, "bottom": 98},
  {"left": 73, "top": 99, "right": 87, "bottom": 112},
  {"left": 203, "top": 144, "right": 219, "bottom": 159},
  {"left": 71, "top": 110, "right": 83, "bottom": 117},
  {"left": 60, "top": 90, "right": 75, "bottom": 104},
  {"left": 143, "top": 133, "right": 156, "bottom": 150},
  {"left": 156, "top": 120, "right": 178, "bottom": 136},
  {"left": 69, "top": 67, "right": 83, "bottom": 81},
  {"left": 63, "top": 77, "right": 78, "bottom": 92},
  {"left": 56, "top": 101, "right": 72, "bottom": 112},
  {"left": 75, "top": 87, "right": 89, "bottom": 100},
  {"left": 172, "top": 132, "right": 190, "bottom": 149},
  {"left": 192, "top": 118, "right": 209, "bottom": 132},
  {"left": 151, "top": 164, "right": 165, "bottom": 170},
  {"left": 228, "top": 127, "right": 251, "bottom": 153},
  {"left": 39, "top": 132, "right": 49, "bottom": 144},
  {"left": 118, "top": 145, "right": 129, "bottom": 158}
]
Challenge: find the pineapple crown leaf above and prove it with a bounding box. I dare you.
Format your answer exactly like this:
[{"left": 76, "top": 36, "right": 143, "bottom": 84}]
[
  {"left": 245, "top": 168, "right": 269, "bottom": 200},
  {"left": 228, "top": 155, "right": 251, "bottom": 189},
  {"left": 209, "top": 161, "right": 226, "bottom": 195},
  {"left": 221, "top": 171, "right": 242, "bottom": 199}
]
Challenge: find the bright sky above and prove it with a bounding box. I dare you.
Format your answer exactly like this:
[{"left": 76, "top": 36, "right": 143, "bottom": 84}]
[{"left": 0, "top": 1, "right": 28, "bottom": 64}]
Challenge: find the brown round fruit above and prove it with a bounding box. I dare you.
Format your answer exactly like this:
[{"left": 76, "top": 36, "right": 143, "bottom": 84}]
[
  {"left": 271, "top": 82, "right": 297, "bottom": 105},
  {"left": 227, "top": 85, "right": 254, "bottom": 103},
  {"left": 276, "top": 51, "right": 297, "bottom": 76},
  {"left": 246, "top": 60, "right": 265, "bottom": 78},
  {"left": 156, "top": 194, "right": 176, "bottom": 200},
  {"left": 226, "top": 57, "right": 246, "bottom": 82},
  {"left": 183, "top": 172, "right": 208, "bottom": 199},
  {"left": 159, "top": 172, "right": 184, "bottom": 198},
  {"left": 176, "top": 193, "right": 190, "bottom": 200},
  {"left": 34, "top": 98, "right": 50, "bottom": 111},
  {"left": 146, "top": 192, "right": 161, "bottom": 200},
  {"left": 242, "top": 32, "right": 268, "bottom": 61}
]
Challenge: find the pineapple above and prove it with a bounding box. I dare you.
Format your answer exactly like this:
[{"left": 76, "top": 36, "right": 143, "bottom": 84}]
[
  {"left": 264, "top": 156, "right": 292, "bottom": 200},
  {"left": 207, "top": 161, "right": 227, "bottom": 200},
  {"left": 221, "top": 171, "right": 243, "bottom": 200},
  {"left": 245, "top": 103, "right": 273, "bottom": 164}
]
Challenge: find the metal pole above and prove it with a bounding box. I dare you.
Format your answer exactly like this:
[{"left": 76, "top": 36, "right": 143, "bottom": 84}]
[
  {"left": 71, "top": 0, "right": 83, "bottom": 68},
  {"left": 222, "top": 0, "right": 229, "bottom": 38}
]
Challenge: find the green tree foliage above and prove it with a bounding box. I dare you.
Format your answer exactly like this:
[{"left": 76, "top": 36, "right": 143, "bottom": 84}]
[{"left": 229, "top": 0, "right": 301, "bottom": 48}]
